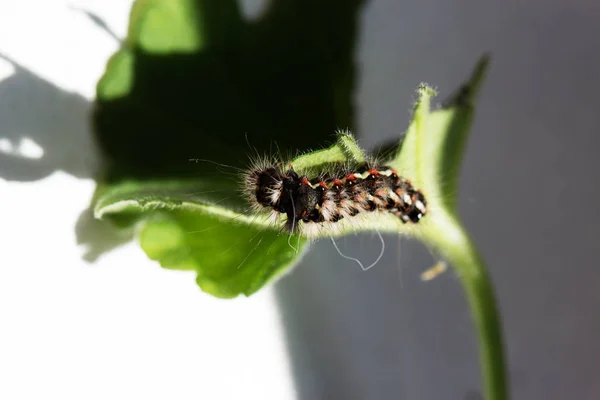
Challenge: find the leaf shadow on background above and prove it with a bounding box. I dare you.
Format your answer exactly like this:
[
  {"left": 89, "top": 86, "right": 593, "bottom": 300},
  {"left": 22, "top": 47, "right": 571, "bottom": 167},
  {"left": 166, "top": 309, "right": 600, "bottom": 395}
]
[
  {"left": 0, "top": 53, "right": 139, "bottom": 261},
  {"left": 69, "top": 5, "right": 123, "bottom": 45},
  {"left": 0, "top": 6, "right": 138, "bottom": 260},
  {"left": 0, "top": 54, "right": 95, "bottom": 181}
]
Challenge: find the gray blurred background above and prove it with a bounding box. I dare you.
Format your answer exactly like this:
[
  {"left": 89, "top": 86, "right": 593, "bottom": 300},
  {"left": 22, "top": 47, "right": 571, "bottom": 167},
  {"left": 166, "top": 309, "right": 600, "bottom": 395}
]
[{"left": 268, "top": 1, "right": 600, "bottom": 399}]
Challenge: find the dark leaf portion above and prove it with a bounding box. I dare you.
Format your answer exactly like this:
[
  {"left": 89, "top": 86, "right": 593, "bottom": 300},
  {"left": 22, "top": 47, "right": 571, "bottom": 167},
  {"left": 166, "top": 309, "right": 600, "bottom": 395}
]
[{"left": 94, "top": 0, "right": 365, "bottom": 184}]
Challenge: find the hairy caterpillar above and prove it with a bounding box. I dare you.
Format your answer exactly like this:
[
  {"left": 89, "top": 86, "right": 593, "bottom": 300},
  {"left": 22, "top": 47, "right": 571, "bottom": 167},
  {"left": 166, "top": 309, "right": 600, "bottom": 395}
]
[{"left": 243, "top": 160, "right": 427, "bottom": 237}]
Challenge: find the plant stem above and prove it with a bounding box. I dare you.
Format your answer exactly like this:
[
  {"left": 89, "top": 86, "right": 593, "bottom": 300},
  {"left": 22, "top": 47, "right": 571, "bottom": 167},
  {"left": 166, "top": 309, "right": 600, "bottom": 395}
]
[
  {"left": 421, "top": 213, "right": 508, "bottom": 400},
  {"left": 455, "top": 244, "right": 507, "bottom": 400}
]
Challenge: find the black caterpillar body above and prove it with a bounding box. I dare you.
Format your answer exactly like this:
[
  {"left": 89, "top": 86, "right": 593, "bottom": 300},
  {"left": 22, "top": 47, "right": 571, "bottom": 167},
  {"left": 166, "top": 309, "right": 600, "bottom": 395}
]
[{"left": 245, "top": 163, "right": 427, "bottom": 233}]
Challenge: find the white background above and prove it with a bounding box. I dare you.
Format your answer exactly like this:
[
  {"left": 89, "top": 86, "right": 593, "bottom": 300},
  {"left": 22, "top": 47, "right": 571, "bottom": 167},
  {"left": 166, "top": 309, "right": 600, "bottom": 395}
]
[{"left": 0, "top": 1, "right": 295, "bottom": 399}]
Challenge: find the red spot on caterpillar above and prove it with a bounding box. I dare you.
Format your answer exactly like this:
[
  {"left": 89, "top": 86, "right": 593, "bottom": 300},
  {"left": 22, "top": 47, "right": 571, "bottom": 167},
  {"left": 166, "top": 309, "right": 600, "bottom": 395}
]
[
  {"left": 301, "top": 177, "right": 310, "bottom": 185},
  {"left": 369, "top": 168, "right": 379, "bottom": 176},
  {"left": 333, "top": 179, "right": 343, "bottom": 187},
  {"left": 319, "top": 181, "right": 328, "bottom": 188},
  {"left": 345, "top": 174, "right": 356, "bottom": 181}
]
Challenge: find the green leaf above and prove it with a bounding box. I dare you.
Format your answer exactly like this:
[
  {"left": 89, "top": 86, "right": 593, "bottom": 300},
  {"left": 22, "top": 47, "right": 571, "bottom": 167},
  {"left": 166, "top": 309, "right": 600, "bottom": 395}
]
[
  {"left": 393, "top": 58, "right": 489, "bottom": 212},
  {"left": 391, "top": 56, "right": 507, "bottom": 400},
  {"left": 97, "top": 51, "right": 134, "bottom": 101},
  {"left": 128, "top": 0, "right": 204, "bottom": 52},
  {"left": 140, "top": 212, "right": 306, "bottom": 298},
  {"left": 94, "top": 178, "right": 308, "bottom": 298}
]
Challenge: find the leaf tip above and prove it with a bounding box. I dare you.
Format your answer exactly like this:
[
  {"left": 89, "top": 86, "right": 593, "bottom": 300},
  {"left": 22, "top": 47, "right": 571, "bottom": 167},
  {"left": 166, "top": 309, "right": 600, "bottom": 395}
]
[
  {"left": 442, "top": 54, "right": 491, "bottom": 109},
  {"left": 417, "top": 83, "right": 438, "bottom": 98}
]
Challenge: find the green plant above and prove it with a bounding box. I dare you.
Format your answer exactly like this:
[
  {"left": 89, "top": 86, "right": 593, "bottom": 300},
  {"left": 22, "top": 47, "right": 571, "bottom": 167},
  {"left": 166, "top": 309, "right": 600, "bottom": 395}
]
[{"left": 90, "top": 1, "right": 507, "bottom": 399}]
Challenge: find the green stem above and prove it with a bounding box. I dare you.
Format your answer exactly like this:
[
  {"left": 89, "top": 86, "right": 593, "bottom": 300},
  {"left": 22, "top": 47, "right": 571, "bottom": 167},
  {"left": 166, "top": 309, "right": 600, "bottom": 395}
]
[
  {"left": 420, "top": 213, "right": 508, "bottom": 400},
  {"left": 452, "top": 241, "right": 507, "bottom": 400}
]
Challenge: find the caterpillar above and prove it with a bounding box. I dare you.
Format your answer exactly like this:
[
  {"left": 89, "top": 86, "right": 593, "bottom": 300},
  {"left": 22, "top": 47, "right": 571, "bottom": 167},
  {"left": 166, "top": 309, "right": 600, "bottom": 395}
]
[{"left": 243, "top": 161, "right": 427, "bottom": 237}]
